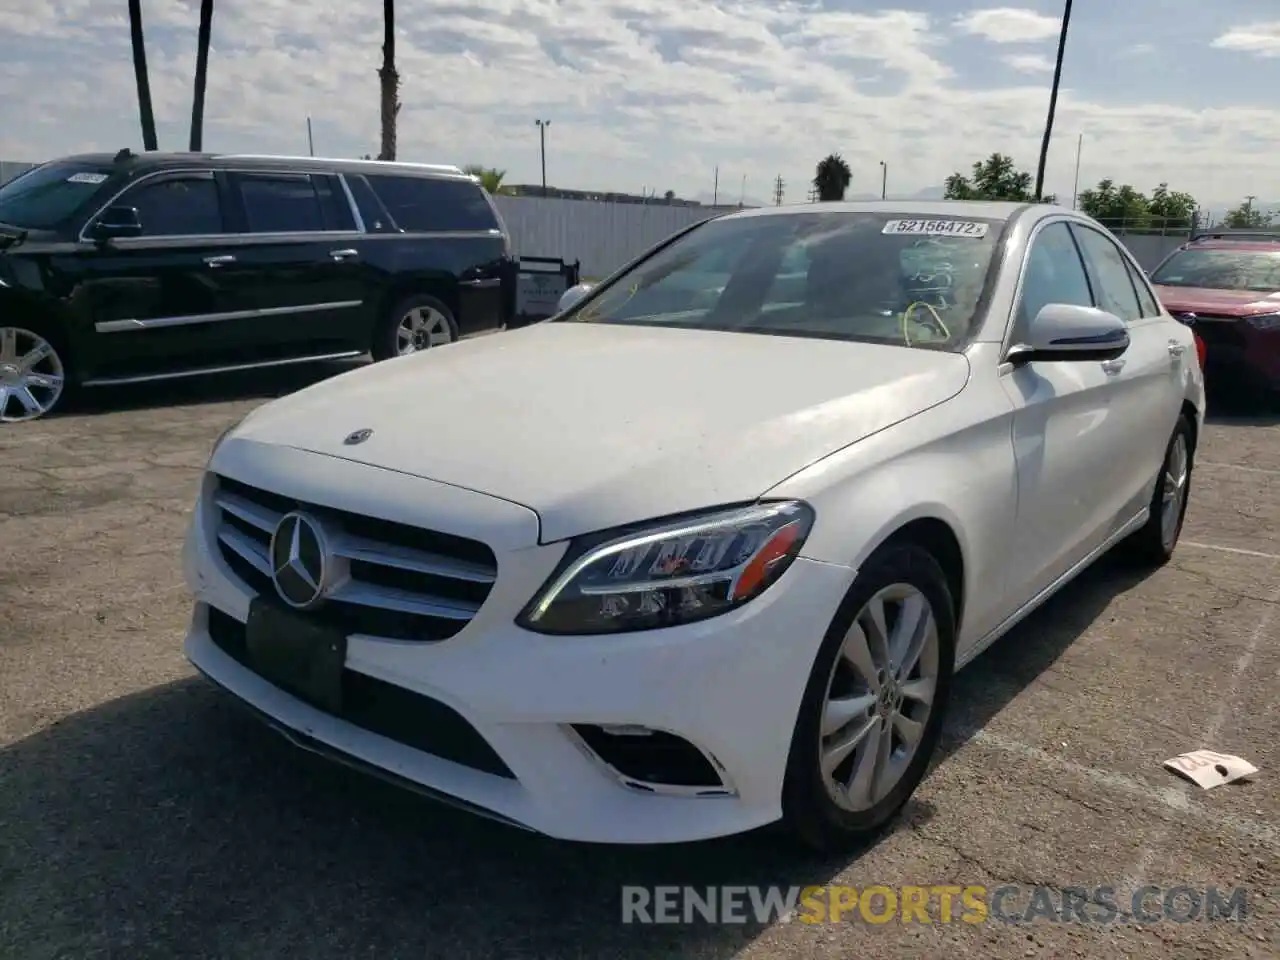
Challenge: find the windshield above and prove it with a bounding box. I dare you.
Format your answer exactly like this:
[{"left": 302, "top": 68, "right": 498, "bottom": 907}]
[
  {"left": 1150, "top": 247, "right": 1280, "bottom": 293},
  {"left": 559, "top": 212, "right": 1003, "bottom": 349},
  {"left": 0, "top": 161, "right": 115, "bottom": 229}
]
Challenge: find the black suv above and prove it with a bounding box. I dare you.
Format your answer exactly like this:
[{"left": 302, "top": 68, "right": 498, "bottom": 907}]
[{"left": 0, "top": 150, "right": 514, "bottom": 422}]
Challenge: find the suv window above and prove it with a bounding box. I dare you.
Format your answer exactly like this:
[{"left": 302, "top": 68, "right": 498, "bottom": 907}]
[
  {"left": 366, "top": 175, "right": 499, "bottom": 232},
  {"left": 235, "top": 174, "right": 329, "bottom": 233},
  {"left": 1069, "top": 224, "right": 1142, "bottom": 322},
  {"left": 1015, "top": 221, "right": 1094, "bottom": 335},
  {"left": 1124, "top": 257, "right": 1161, "bottom": 317},
  {"left": 119, "top": 174, "right": 224, "bottom": 236},
  {"left": 0, "top": 161, "right": 114, "bottom": 229}
]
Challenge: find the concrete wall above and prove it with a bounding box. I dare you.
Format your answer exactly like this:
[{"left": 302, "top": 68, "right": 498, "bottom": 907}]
[{"left": 1, "top": 157, "right": 1186, "bottom": 274}]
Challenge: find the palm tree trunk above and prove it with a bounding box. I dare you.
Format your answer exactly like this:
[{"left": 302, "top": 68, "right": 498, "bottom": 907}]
[
  {"left": 189, "top": 0, "right": 215, "bottom": 151},
  {"left": 128, "top": 0, "right": 159, "bottom": 150},
  {"left": 377, "top": 0, "right": 400, "bottom": 161}
]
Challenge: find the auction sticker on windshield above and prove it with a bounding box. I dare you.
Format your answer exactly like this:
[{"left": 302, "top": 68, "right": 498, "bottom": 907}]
[
  {"left": 66, "top": 172, "right": 108, "bottom": 185},
  {"left": 882, "top": 219, "right": 989, "bottom": 238}
]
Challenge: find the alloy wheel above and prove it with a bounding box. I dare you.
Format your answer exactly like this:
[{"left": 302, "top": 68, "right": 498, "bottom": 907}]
[
  {"left": 0, "top": 326, "right": 65, "bottom": 423},
  {"left": 819, "top": 583, "right": 940, "bottom": 812},
  {"left": 395, "top": 306, "right": 454, "bottom": 355},
  {"left": 1160, "top": 432, "right": 1189, "bottom": 550}
]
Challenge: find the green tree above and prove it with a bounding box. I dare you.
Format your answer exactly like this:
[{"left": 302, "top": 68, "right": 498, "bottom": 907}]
[
  {"left": 663, "top": 189, "right": 676, "bottom": 202},
  {"left": 462, "top": 165, "right": 507, "bottom": 194},
  {"left": 813, "top": 154, "right": 852, "bottom": 202},
  {"left": 1223, "top": 202, "right": 1273, "bottom": 229},
  {"left": 1077, "top": 179, "right": 1150, "bottom": 227},
  {"left": 944, "top": 153, "right": 1056, "bottom": 203},
  {"left": 377, "top": 0, "right": 400, "bottom": 161},
  {"left": 1147, "top": 182, "right": 1198, "bottom": 230},
  {"left": 127, "top": 0, "right": 158, "bottom": 150}
]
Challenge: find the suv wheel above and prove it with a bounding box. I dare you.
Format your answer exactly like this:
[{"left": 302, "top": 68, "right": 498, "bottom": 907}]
[
  {"left": 373, "top": 294, "right": 459, "bottom": 361},
  {"left": 0, "top": 324, "right": 68, "bottom": 424}
]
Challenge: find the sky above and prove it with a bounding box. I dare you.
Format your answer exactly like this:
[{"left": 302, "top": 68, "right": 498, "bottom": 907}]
[{"left": 3, "top": 1, "right": 1280, "bottom": 213}]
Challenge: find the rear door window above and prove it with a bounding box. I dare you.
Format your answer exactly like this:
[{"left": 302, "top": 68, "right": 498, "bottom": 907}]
[
  {"left": 1069, "top": 224, "right": 1143, "bottom": 323},
  {"left": 233, "top": 173, "right": 327, "bottom": 233},
  {"left": 366, "top": 175, "right": 499, "bottom": 232}
]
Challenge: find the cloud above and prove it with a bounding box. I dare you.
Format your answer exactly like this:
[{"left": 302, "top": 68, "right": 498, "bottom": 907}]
[
  {"left": 1211, "top": 23, "right": 1280, "bottom": 57},
  {"left": 2, "top": 0, "right": 1280, "bottom": 210},
  {"left": 954, "top": 8, "right": 1062, "bottom": 43},
  {"left": 1003, "top": 53, "right": 1054, "bottom": 73},
  {"left": 1126, "top": 43, "right": 1155, "bottom": 56}
]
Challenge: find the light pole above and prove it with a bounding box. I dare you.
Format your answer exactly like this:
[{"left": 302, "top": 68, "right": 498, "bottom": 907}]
[
  {"left": 878, "top": 161, "right": 887, "bottom": 200},
  {"left": 1034, "top": 0, "right": 1073, "bottom": 202},
  {"left": 535, "top": 119, "right": 550, "bottom": 196}
]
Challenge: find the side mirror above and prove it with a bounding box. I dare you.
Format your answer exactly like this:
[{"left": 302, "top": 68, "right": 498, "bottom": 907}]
[
  {"left": 558, "top": 282, "right": 594, "bottom": 313},
  {"left": 1008, "top": 303, "right": 1129, "bottom": 364},
  {"left": 90, "top": 205, "right": 143, "bottom": 242}
]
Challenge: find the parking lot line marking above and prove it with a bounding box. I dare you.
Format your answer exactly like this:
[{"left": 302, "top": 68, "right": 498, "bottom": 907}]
[
  {"left": 1197, "top": 460, "right": 1280, "bottom": 476},
  {"left": 1119, "top": 560, "right": 1280, "bottom": 887},
  {"left": 946, "top": 726, "right": 1278, "bottom": 847},
  {"left": 1182, "top": 540, "right": 1280, "bottom": 560}
]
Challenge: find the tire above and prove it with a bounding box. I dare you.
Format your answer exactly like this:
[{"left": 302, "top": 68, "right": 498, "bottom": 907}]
[
  {"left": 1118, "top": 413, "right": 1194, "bottom": 567},
  {"left": 782, "top": 542, "right": 956, "bottom": 853},
  {"left": 0, "top": 318, "right": 72, "bottom": 424},
  {"left": 371, "top": 293, "right": 459, "bottom": 362}
]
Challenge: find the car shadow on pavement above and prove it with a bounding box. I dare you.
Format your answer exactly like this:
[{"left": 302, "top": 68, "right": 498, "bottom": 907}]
[
  {"left": 59, "top": 358, "right": 368, "bottom": 418},
  {"left": 936, "top": 551, "right": 1153, "bottom": 765},
  {"left": 0, "top": 673, "right": 931, "bottom": 959}
]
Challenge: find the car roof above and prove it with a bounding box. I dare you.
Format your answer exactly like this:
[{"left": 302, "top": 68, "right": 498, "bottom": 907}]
[
  {"left": 1180, "top": 238, "right": 1280, "bottom": 252},
  {"left": 718, "top": 198, "right": 1059, "bottom": 223},
  {"left": 52, "top": 151, "right": 470, "bottom": 181}
]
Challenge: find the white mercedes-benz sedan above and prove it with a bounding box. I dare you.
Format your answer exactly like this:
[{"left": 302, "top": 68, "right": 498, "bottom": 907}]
[{"left": 183, "top": 200, "right": 1204, "bottom": 851}]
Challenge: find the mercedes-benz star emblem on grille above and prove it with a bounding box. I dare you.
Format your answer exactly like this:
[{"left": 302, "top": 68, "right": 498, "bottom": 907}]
[
  {"left": 269, "top": 512, "right": 331, "bottom": 609},
  {"left": 343, "top": 428, "right": 373, "bottom": 445}
]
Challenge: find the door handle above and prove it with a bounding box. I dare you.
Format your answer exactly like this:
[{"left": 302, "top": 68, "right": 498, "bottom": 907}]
[
  {"left": 1168, "top": 340, "right": 1187, "bottom": 357},
  {"left": 329, "top": 249, "right": 359, "bottom": 261},
  {"left": 1100, "top": 358, "right": 1126, "bottom": 374},
  {"left": 203, "top": 255, "right": 235, "bottom": 267}
]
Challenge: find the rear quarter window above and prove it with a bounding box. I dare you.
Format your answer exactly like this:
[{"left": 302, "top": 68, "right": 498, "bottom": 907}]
[{"left": 365, "top": 174, "right": 499, "bottom": 233}]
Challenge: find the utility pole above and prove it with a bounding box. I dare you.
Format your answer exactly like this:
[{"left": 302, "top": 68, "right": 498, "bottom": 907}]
[
  {"left": 878, "top": 161, "right": 887, "bottom": 200},
  {"left": 306, "top": 116, "right": 315, "bottom": 157},
  {"left": 713, "top": 166, "right": 719, "bottom": 206},
  {"left": 1034, "top": 0, "right": 1073, "bottom": 201},
  {"left": 1245, "top": 195, "right": 1256, "bottom": 214},
  {"left": 535, "top": 119, "right": 550, "bottom": 196},
  {"left": 773, "top": 175, "right": 784, "bottom": 206},
  {"left": 739, "top": 174, "right": 746, "bottom": 207},
  {"left": 1070, "top": 133, "right": 1082, "bottom": 208}
]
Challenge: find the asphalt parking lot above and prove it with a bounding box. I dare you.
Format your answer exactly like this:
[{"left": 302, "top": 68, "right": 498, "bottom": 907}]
[{"left": 1, "top": 364, "right": 1277, "bottom": 960}]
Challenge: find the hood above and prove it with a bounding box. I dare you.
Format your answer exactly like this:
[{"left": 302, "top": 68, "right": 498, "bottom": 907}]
[
  {"left": 233, "top": 323, "right": 971, "bottom": 542},
  {"left": 1152, "top": 284, "right": 1280, "bottom": 318}
]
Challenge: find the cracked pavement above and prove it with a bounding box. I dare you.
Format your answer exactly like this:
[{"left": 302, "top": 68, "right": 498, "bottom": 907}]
[{"left": 1, "top": 364, "right": 1277, "bottom": 959}]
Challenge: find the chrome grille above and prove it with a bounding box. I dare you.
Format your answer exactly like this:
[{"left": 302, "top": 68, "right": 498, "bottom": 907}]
[{"left": 211, "top": 474, "right": 497, "bottom": 642}]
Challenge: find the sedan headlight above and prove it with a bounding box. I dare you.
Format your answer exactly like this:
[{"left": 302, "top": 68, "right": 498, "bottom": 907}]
[
  {"left": 519, "top": 501, "right": 815, "bottom": 635},
  {"left": 1244, "top": 313, "right": 1280, "bottom": 331}
]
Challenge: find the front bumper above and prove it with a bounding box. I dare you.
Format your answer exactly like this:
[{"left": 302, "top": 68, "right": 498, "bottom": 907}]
[{"left": 183, "top": 449, "right": 856, "bottom": 844}]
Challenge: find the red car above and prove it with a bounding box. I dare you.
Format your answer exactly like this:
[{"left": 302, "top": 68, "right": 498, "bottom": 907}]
[{"left": 1149, "top": 230, "right": 1280, "bottom": 396}]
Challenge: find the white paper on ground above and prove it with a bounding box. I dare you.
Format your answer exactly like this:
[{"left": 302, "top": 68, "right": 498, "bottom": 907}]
[{"left": 1162, "top": 750, "right": 1258, "bottom": 789}]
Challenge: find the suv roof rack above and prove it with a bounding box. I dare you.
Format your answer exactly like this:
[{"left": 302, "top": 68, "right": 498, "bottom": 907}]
[
  {"left": 1189, "top": 228, "right": 1280, "bottom": 243},
  {"left": 214, "top": 154, "right": 463, "bottom": 175}
]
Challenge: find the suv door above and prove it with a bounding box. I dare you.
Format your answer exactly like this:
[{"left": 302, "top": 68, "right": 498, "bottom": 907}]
[
  {"left": 222, "top": 170, "right": 371, "bottom": 356},
  {"left": 357, "top": 173, "right": 510, "bottom": 335},
  {"left": 999, "top": 220, "right": 1134, "bottom": 602},
  {"left": 1069, "top": 223, "right": 1183, "bottom": 517},
  {"left": 68, "top": 170, "right": 251, "bottom": 380}
]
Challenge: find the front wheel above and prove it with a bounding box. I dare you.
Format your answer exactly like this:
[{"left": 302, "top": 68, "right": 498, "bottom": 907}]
[
  {"left": 371, "top": 294, "right": 459, "bottom": 362},
  {"left": 782, "top": 542, "right": 956, "bottom": 853},
  {"left": 0, "top": 324, "right": 69, "bottom": 424}
]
